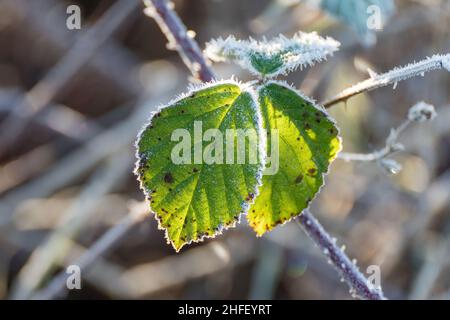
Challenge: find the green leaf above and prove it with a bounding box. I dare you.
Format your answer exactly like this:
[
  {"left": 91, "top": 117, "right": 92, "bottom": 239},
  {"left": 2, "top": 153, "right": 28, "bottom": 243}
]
[
  {"left": 135, "top": 81, "right": 264, "bottom": 251},
  {"left": 247, "top": 82, "right": 341, "bottom": 236},
  {"left": 319, "top": 0, "right": 395, "bottom": 46},
  {"left": 249, "top": 52, "right": 285, "bottom": 77},
  {"left": 205, "top": 32, "right": 340, "bottom": 78}
]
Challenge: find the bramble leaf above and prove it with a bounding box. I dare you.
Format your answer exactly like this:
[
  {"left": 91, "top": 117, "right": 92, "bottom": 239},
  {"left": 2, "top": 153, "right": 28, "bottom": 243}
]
[
  {"left": 247, "top": 82, "right": 341, "bottom": 236},
  {"left": 135, "top": 81, "right": 264, "bottom": 251},
  {"left": 205, "top": 32, "right": 339, "bottom": 78}
]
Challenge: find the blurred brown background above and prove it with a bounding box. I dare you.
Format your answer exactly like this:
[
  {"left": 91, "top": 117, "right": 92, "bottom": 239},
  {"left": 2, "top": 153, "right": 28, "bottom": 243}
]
[{"left": 0, "top": 0, "right": 449, "bottom": 299}]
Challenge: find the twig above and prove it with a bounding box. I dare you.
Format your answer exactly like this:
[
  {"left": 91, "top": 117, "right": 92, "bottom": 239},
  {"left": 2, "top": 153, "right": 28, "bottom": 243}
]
[
  {"left": 28, "top": 222, "right": 255, "bottom": 299},
  {"left": 322, "top": 54, "right": 450, "bottom": 108},
  {"left": 0, "top": 88, "right": 102, "bottom": 142},
  {"left": 0, "top": 99, "right": 149, "bottom": 224},
  {"left": 0, "top": 0, "right": 141, "bottom": 157},
  {"left": 337, "top": 101, "right": 436, "bottom": 174},
  {"left": 337, "top": 119, "right": 410, "bottom": 163},
  {"left": 249, "top": 240, "right": 283, "bottom": 299},
  {"left": 0, "top": 102, "right": 131, "bottom": 195},
  {"left": 0, "top": 228, "right": 132, "bottom": 299},
  {"left": 3, "top": 0, "right": 141, "bottom": 96},
  {"left": 0, "top": 70, "right": 184, "bottom": 219},
  {"left": 409, "top": 236, "right": 450, "bottom": 300},
  {"left": 31, "top": 201, "right": 148, "bottom": 300},
  {"left": 143, "top": 0, "right": 216, "bottom": 82},
  {"left": 10, "top": 151, "right": 133, "bottom": 299},
  {"left": 114, "top": 236, "right": 255, "bottom": 298},
  {"left": 297, "top": 210, "right": 385, "bottom": 300}
]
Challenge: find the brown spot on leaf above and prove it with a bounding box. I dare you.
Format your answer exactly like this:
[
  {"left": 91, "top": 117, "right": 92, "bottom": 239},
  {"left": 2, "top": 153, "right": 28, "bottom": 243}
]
[
  {"left": 164, "top": 172, "right": 174, "bottom": 183},
  {"left": 315, "top": 111, "right": 325, "bottom": 117}
]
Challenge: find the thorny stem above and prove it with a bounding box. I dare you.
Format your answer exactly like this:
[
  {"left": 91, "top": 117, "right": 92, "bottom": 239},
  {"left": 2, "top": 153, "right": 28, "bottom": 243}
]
[
  {"left": 322, "top": 54, "right": 450, "bottom": 108},
  {"left": 142, "top": 0, "right": 385, "bottom": 300},
  {"left": 297, "top": 211, "right": 385, "bottom": 300},
  {"left": 143, "top": 0, "right": 215, "bottom": 82}
]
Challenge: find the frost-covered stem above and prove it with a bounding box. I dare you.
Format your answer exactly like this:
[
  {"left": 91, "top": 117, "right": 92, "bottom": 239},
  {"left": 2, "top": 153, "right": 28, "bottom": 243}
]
[
  {"left": 143, "top": 0, "right": 216, "bottom": 82},
  {"left": 297, "top": 210, "right": 385, "bottom": 300},
  {"left": 323, "top": 54, "right": 450, "bottom": 108},
  {"left": 31, "top": 202, "right": 148, "bottom": 300},
  {"left": 338, "top": 119, "right": 410, "bottom": 163}
]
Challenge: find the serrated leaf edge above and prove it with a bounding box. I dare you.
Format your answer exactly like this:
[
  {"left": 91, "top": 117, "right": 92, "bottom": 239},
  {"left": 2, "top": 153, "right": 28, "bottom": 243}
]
[
  {"left": 249, "top": 80, "right": 342, "bottom": 235},
  {"left": 134, "top": 79, "right": 266, "bottom": 251}
]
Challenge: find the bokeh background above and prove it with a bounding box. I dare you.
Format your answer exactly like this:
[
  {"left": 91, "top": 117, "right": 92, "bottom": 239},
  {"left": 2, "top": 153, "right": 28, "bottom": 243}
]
[{"left": 0, "top": 0, "right": 449, "bottom": 299}]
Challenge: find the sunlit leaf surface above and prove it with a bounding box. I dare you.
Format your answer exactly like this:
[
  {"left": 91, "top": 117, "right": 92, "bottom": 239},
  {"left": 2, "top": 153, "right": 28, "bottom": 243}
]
[
  {"left": 248, "top": 82, "right": 341, "bottom": 235},
  {"left": 136, "top": 81, "right": 264, "bottom": 251}
]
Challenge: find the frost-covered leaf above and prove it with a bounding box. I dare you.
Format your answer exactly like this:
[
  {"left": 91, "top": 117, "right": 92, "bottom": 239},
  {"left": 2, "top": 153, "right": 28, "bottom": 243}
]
[
  {"left": 205, "top": 32, "right": 340, "bottom": 78},
  {"left": 319, "top": 0, "right": 395, "bottom": 46},
  {"left": 247, "top": 82, "right": 341, "bottom": 236},
  {"left": 135, "top": 81, "right": 264, "bottom": 251}
]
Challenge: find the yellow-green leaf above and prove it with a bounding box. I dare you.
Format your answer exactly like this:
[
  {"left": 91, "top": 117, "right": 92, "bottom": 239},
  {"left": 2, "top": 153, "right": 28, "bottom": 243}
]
[
  {"left": 248, "top": 82, "right": 341, "bottom": 236},
  {"left": 135, "top": 81, "right": 264, "bottom": 251}
]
